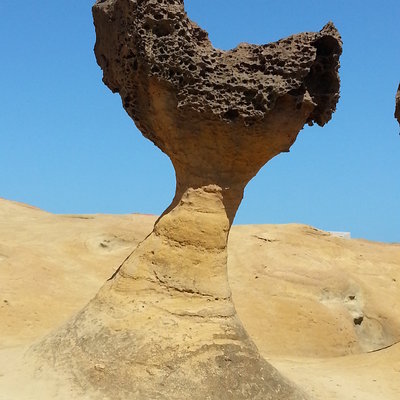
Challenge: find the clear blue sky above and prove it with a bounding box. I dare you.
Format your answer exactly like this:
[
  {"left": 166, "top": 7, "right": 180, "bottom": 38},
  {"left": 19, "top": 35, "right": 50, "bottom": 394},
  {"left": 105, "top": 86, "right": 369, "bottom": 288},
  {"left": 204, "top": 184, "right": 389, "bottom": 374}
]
[{"left": 1, "top": 1, "right": 399, "bottom": 243}]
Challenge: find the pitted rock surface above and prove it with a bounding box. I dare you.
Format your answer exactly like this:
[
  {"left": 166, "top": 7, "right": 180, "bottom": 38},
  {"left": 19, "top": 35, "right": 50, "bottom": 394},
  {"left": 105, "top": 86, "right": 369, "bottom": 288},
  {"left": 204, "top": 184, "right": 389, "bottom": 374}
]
[
  {"left": 395, "top": 84, "right": 400, "bottom": 124},
  {"left": 94, "top": 0, "right": 341, "bottom": 129},
  {"left": 28, "top": 1, "right": 342, "bottom": 399},
  {"left": 93, "top": 0, "right": 341, "bottom": 196}
]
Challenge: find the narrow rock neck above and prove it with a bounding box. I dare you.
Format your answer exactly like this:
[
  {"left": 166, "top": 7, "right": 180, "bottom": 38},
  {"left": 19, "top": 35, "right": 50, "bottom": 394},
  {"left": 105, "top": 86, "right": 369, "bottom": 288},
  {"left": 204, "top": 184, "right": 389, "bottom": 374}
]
[
  {"left": 159, "top": 160, "right": 248, "bottom": 228},
  {"left": 156, "top": 181, "right": 245, "bottom": 233},
  {"left": 151, "top": 184, "right": 244, "bottom": 297},
  {"left": 115, "top": 183, "right": 245, "bottom": 302}
]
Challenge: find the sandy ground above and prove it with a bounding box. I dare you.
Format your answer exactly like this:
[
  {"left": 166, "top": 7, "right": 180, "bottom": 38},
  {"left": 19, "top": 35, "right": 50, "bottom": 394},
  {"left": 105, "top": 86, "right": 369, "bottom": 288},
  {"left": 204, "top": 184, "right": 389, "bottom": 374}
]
[{"left": 0, "top": 197, "right": 399, "bottom": 399}]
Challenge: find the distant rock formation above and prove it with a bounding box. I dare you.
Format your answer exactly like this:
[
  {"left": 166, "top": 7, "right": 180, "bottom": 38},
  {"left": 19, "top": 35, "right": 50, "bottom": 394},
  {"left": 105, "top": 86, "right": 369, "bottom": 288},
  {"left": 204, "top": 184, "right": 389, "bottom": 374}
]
[
  {"left": 396, "top": 84, "right": 400, "bottom": 124},
  {"left": 29, "top": 1, "right": 342, "bottom": 399}
]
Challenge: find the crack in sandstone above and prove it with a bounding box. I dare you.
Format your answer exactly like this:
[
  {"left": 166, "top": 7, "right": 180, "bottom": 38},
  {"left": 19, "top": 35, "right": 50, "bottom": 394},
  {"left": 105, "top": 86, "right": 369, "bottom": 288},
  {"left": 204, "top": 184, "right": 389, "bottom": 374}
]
[
  {"left": 367, "top": 339, "right": 400, "bottom": 354},
  {"left": 154, "top": 230, "right": 227, "bottom": 252},
  {"left": 152, "top": 270, "right": 230, "bottom": 301}
]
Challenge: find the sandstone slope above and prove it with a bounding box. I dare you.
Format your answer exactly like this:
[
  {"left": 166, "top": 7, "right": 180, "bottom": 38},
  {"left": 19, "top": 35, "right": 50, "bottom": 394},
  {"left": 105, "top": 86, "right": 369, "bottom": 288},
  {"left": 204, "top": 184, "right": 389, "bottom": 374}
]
[{"left": 0, "top": 198, "right": 399, "bottom": 399}]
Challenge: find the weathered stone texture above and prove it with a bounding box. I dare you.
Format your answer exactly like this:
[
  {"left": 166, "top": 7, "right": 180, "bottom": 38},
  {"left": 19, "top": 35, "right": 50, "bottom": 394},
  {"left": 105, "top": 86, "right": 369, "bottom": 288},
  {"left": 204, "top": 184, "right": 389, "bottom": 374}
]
[
  {"left": 94, "top": 0, "right": 341, "bottom": 129},
  {"left": 93, "top": 0, "right": 341, "bottom": 194},
  {"left": 29, "top": 1, "right": 342, "bottom": 399}
]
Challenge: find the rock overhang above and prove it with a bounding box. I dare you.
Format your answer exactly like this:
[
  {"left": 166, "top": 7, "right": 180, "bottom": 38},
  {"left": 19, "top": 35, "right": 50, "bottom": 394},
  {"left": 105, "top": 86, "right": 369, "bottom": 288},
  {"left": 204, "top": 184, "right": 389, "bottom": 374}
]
[{"left": 92, "top": 0, "right": 342, "bottom": 136}]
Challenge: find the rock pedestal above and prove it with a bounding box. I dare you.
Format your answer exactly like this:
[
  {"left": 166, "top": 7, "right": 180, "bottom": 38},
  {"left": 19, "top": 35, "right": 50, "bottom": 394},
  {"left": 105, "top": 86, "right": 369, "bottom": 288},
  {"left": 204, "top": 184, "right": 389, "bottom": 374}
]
[{"left": 29, "top": 1, "right": 342, "bottom": 399}]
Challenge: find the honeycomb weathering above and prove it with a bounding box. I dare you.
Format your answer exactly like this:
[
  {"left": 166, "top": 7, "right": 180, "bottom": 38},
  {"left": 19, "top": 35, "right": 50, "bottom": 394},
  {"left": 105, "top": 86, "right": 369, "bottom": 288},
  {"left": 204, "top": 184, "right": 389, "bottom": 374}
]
[
  {"left": 27, "top": 2, "right": 342, "bottom": 399},
  {"left": 93, "top": 0, "right": 341, "bottom": 143}
]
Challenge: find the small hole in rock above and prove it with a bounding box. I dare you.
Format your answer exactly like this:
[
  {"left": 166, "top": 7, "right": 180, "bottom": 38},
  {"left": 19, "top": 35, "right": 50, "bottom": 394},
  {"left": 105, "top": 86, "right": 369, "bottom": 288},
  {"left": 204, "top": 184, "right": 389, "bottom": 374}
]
[
  {"left": 224, "top": 109, "right": 239, "bottom": 121},
  {"left": 353, "top": 316, "right": 364, "bottom": 326}
]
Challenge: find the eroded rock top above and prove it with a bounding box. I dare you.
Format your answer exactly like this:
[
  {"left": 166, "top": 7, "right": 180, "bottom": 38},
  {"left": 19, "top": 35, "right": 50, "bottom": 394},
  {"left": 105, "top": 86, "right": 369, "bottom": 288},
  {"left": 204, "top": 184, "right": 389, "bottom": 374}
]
[
  {"left": 93, "top": 0, "right": 341, "bottom": 133},
  {"left": 396, "top": 84, "right": 400, "bottom": 124}
]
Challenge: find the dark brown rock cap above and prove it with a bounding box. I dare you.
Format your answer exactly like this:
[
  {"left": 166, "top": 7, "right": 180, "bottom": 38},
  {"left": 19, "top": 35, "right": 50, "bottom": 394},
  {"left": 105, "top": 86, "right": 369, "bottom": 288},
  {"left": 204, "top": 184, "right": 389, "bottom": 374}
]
[
  {"left": 92, "top": 0, "right": 342, "bottom": 131},
  {"left": 92, "top": 1, "right": 342, "bottom": 188}
]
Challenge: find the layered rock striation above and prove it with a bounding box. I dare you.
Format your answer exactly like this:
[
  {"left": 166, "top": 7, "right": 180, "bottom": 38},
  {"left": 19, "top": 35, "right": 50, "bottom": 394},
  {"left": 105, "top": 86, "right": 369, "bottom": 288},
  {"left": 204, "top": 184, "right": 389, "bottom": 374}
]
[{"left": 29, "top": 1, "right": 342, "bottom": 399}]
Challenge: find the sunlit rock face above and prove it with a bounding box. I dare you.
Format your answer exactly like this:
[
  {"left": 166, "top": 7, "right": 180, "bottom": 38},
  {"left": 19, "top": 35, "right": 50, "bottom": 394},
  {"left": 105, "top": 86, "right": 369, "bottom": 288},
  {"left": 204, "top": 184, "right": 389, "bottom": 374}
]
[
  {"left": 28, "top": 1, "right": 342, "bottom": 399},
  {"left": 395, "top": 84, "right": 400, "bottom": 124}
]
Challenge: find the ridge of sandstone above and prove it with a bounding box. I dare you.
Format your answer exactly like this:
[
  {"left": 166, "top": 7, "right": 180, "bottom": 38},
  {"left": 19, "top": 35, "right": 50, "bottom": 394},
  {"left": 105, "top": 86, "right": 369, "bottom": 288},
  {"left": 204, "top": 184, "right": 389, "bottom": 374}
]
[{"left": 28, "top": 1, "right": 342, "bottom": 399}]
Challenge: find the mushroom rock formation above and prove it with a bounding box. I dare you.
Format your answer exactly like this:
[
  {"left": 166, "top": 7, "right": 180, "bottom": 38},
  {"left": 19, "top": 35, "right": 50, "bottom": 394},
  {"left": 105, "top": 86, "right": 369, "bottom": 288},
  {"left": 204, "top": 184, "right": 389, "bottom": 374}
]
[
  {"left": 395, "top": 84, "right": 400, "bottom": 124},
  {"left": 29, "top": 1, "right": 342, "bottom": 399}
]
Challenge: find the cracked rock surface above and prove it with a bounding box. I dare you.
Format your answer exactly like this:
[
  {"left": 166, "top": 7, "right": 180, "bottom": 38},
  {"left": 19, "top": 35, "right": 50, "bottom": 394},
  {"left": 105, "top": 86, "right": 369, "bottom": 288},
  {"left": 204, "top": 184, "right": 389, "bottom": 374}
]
[{"left": 28, "top": 1, "right": 341, "bottom": 399}]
